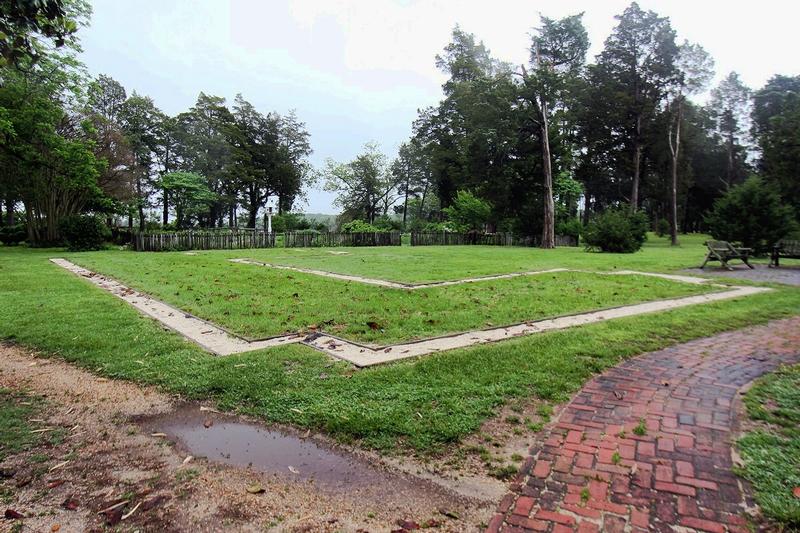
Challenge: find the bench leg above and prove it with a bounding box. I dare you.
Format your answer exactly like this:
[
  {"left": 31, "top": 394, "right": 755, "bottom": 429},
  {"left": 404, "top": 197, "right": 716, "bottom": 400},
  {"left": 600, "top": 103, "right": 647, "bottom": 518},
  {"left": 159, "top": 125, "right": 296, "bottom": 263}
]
[
  {"left": 742, "top": 256, "right": 755, "bottom": 269},
  {"left": 700, "top": 252, "right": 711, "bottom": 269}
]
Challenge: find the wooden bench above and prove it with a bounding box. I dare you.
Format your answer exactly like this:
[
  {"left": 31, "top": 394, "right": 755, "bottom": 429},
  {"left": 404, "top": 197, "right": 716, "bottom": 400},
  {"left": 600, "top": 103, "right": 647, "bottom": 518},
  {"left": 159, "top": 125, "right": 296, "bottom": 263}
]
[
  {"left": 770, "top": 239, "right": 800, "bottom": 267},
  {"left": 700, "top": 240, "right": 754, "bottom": 271}
]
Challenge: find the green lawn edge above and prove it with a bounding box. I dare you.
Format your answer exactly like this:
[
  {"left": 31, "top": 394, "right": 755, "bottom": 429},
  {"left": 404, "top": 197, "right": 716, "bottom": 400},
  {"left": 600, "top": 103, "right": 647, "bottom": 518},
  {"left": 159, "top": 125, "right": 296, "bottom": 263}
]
[{"left": 737, "top": 364, "right": 800, "bottom": 528}]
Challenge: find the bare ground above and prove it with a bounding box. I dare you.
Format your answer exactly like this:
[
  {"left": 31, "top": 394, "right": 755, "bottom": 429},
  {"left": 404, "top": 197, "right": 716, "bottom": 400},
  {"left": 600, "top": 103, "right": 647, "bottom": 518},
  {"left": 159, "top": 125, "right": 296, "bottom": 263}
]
[{"left": 0, "top": 343, "right": 496, "bottom": 533}]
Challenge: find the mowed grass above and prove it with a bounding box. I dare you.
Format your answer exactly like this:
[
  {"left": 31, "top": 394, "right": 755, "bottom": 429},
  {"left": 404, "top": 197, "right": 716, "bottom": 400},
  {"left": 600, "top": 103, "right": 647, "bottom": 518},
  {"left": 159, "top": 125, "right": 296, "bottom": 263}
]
[
  {"left": 1, "top": 241, "right": 799, "bottom": 453},
  {"left": 737, "top": 364, "right": 800, "bottom": 528},
  {"left": 66, "top": 251, "right": 713, "bottom": 344},
  {"left": 201, "top": 232, "right": 747, "bottom": 283}
]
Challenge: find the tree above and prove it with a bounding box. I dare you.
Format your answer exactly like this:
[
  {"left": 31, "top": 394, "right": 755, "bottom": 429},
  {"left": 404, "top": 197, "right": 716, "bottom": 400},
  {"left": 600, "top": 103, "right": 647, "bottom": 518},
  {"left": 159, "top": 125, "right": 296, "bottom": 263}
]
[
  {"left": 596, "top": 2, "right": 678, "bottom": 211},
  {"left": 228, "top": 94, "right": 278, "bottom": 228},
  {"left": 159, "top": 172, "right": 216, "bottom": 228},
  {"left": 84, "top": 74, "right": 136, "bottom": 223},
  {"left": 153, "top": 114, "right": 181, "bottom": 225},
  {"left": 391, "top": 140, "right": 431, "bottom": 229},
  {"left": 435, "top": 26, "right": 500, "bottom": 93},
  {"left": 664, "top": 41, "right": 713, "bottom": 245},
  {"left": 0, "top": 55, "right": 105, "bottom": 245},
  {"left": 120, "top": 92, "right": 163, "bottom": 230},
  {"left": 0, "top": 0, "right": 87, "bottom": 66},
  {"left": 176, "top": 93, "right": 235, "bottom": 227},
  {"left": 525, "top": 13, "right": 589, "bottom": 248},
  {"left": 323, "top": 143, "right": 397, "bottom": 223},
  {"left": 273, "top": 110, "right": 312, "bottom": 215},
  {"left": 709, "top": 72, "right": 751, "bottom": 188},
  {"left": 442, "top": 190, "right": 491, "bottom": 231},
  {"left": 752, "top": 75, "right": 800, "bottom": 213},
  {"left": 705, "top": 176, "right": 796, "bottom": 253}
]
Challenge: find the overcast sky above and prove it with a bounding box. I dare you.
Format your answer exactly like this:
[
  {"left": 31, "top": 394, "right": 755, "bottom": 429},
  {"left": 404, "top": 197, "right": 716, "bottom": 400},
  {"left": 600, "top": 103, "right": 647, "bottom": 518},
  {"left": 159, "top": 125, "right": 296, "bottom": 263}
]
[{"left": 79, "top": 0, "right": 799, "bottom": 214}]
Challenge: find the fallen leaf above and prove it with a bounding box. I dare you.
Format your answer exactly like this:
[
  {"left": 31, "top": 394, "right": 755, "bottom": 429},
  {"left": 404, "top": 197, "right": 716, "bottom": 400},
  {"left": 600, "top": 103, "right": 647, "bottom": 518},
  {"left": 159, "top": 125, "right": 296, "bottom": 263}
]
[
  {"left": 246, "top": 484, "right": 265, "bottom": 494},
  {"left": 182, "top": 456, "right": 194, "bottom": 465},
  {"left": 47, "top": 479, "right": 66, "bottom": 489},
  {"left": 61, "top": 497, "right": 79, "bottom": 511},
  {"left": 150, "top": 432, "right": 167, "bottom": 438},
  {"left": 288, "top": 466, "right": 300, "bottom": 474},
  {"left": 203, "top": 419, "right": 213, "bottom": 428},
  {"left": 199, "top": 406, "right": 220, "bottom": 414},
  {"left": 4, "top": 509, "right": 24, "bottom": 520},
  {"left": 51, "top": 524, "right": 60, "bottom": 532},
  {"left": 366, "top": 321, "right": 381, "bottom": 330},
  {"left": 794, "top": 486, "right": 800, "bottom": 499},
  {"left": 396, "top": 518, "right": 420, "bottom": 530}
]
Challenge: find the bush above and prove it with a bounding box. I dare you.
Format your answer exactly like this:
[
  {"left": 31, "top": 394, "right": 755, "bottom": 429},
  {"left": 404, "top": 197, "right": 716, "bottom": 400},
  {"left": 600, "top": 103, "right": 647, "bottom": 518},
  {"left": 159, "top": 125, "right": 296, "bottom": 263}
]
[
  {"left": 556, "top": 218, "right": 583, "bottom": 240},
  {"left": 442, "top": 190, "right": 491, "bottom": 231},
  {"left": 655, "top": 218, "right": 670, "bottom": 237},
  {"left": 373, "top": 215, "right": 402, "bottom": 232},
  {"left": 340, "top": 220, "right": 384, "bottom": 233},
  {"left": 705, "top": 176, "right": 797, "bottom": 254},
  {"left": 583, "top": 207, "right": 648, "bottom": 253},
  {"left": 59, "top": 215, "right": 109, "bottom": 251},
  {"left": 0, "top": 224, "right": 26, "bottom": 246}
]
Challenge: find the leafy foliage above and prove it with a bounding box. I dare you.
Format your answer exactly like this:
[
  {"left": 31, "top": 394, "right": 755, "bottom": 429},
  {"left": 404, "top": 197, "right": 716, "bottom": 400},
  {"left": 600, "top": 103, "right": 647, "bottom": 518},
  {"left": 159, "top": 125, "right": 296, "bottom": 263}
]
[
  {"left": 583, "top": 207, "right": 648, "bottom": 253},
  {"left": 705, "top": 176, "right": 796, "bottom": 253},
  {"left": 442, "top": 190, "right": 491, "bottom": 231},
  {"left": 59, "top": 215, "right": 109, "bottom": 251},
  {"left": 159, "top": 172, "right": 216, "bottom": 229},
  {"left": 0, "top": 223, "right": 26, "bottom": 245},
  {"left": 340, "top": 220, "right": 384, "bottom": 233}
]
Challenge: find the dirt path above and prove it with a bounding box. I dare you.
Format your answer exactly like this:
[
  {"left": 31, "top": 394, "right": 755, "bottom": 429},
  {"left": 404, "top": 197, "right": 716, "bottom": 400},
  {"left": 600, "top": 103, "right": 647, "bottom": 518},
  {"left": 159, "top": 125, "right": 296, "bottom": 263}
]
[
  {"left": 0, "top": 344, "right": 493, "bottom": 532},
  {"left": 487, "top": 316, "right": 800, "bottom": 533}
]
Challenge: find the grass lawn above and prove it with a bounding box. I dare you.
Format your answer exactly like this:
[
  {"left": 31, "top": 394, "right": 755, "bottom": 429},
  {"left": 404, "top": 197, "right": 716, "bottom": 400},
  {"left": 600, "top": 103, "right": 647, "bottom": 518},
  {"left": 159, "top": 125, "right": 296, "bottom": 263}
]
[
  {"left": 192, "top": 232, "right": 728, "bottom": 284},
  {"left": 1, "top": 235, "right": 799, "bottom": 453},
  {"left": 737, "top": 364, "right": 800, "bottom": 528},
  {"left": 66, "top": 251, "right": 713, "bottom": 344}
]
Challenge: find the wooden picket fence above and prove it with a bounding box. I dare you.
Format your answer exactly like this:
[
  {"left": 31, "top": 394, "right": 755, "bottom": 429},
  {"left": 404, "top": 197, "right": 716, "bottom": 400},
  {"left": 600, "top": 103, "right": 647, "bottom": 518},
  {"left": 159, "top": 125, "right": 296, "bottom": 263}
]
[
  {"left": 410, "top": 232, "right": 578, "bottom": 247},
  {"left": 284, "top": 231, "right": 401, "bottom": 248},
  {"left": 133, "top": 229, "right": 276, "bottom": 252},
  {"left": 133, "top": 230, "right": 401, "bottom": 251},
  {"left": 410, "top": 232, "right": 514, "bottom": 246}
]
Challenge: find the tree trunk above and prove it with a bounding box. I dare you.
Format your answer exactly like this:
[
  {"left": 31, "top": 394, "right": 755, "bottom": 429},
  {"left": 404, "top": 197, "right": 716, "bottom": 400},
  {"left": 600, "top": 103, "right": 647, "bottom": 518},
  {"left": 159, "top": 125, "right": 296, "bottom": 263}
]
[
  {"left": 162, "top": 190, "right": 169, "bottom": 226},
  {"left": 402, "top": 172, "right": 410, "bottom": 230},
  {"left": 726, "top": 132, "right": 734, "bottom": 188},
  {"left": 540, "top": 94, "right": 555, "bottom": 249},
  {"left": 668, "top": 98, "right": 682, "bottom": 246},
  {"left": 631, "top": 113, "right": 642, "bottom": 211}
]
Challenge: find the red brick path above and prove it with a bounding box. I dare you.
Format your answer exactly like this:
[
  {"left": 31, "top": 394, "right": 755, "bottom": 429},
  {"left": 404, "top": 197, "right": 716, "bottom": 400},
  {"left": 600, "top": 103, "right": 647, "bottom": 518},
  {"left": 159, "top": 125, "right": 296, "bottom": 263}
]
[{"left": 488, "top": 317, "right": 800, "bottom": 533}]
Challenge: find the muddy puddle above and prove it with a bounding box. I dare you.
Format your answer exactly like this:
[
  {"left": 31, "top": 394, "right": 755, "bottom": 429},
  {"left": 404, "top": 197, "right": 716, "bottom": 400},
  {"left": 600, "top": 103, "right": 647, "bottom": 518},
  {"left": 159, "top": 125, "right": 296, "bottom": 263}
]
[
  {"left": 139, "top": 405, "right": 390, "bottom": 490},
  {"left": 137, "top": 404, "right": 487, "bottom": 507}
]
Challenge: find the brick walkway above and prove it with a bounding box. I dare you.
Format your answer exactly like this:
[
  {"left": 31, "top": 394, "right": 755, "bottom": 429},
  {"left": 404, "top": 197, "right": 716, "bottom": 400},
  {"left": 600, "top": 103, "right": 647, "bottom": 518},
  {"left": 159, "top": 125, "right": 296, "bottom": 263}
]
[{"left": 488, "top": 317, "right": 800, "bottom": 533}]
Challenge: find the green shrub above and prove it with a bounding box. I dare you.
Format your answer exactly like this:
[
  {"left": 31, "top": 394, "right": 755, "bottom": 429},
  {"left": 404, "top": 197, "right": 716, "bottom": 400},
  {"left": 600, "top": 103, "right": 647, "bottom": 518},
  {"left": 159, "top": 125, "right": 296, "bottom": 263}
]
[
  {"left": 705, "top": 176, "right": 797, "bottom": 254},
  {"left": 442, "top": 190, "right": 491, "bottom": 231},
  {"left": 556, "top": 218, "right": 583, "bottom": 240},
  {"left": 0, "top": 224, "right": 26, "bottom": 246},
  {"left": 583, "top": 207, "right": 648, "bottom": 253},
  {"left": 655, "top": 219, "right": 670, "bottom": 237},
  {"left": 59, "top": 215, "right": 109, "bottom": 251},
  {"left": 373, "top": 215, "right": 402, "bottom": 232},
  {"left": 340, "top": 220, "right": 383, "bottom": 233}
]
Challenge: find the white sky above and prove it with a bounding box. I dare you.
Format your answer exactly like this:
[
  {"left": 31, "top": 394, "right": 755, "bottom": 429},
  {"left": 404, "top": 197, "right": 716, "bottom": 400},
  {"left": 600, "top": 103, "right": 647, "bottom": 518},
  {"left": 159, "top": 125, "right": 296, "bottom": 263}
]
[{"left": 80, "top": 0, "right": 799, "bottom": 213}]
